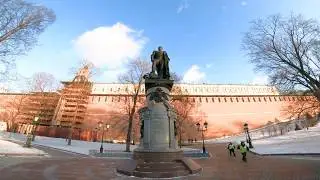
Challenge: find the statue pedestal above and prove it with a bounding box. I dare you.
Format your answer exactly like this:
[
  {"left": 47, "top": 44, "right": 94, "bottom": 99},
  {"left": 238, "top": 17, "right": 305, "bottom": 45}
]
[{"left": 117, "top": 79, "right": 202, "bottom": 178}]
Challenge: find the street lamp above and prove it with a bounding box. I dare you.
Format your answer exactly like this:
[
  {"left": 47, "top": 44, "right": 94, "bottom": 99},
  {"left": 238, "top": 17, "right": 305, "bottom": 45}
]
[
  {"left": 196, "top": 121, "right": 208, "bottom": 154},
  {"left": 31, "top": 116, "right": 39, "bottom": 141},
  {"left": 98, "top": 121, "right": 110, "bottom": 153},
  {"left": 244, "top": 123, "right": 253, "bottom": 148}
]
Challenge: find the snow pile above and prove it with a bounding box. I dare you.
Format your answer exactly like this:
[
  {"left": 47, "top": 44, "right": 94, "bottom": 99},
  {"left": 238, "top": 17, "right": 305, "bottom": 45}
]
[
  {"left": 208, "top": 123, "right": 320, "bottom": 155},
  {"left": 0, "top": 139, "right": 46, "bottom": 155},
  {"left": 0, "top": 132, "right": 200, "bottom": 155}
]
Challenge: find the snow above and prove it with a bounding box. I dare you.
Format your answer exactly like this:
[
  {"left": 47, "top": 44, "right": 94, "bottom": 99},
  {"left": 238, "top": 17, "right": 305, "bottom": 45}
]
[
  {"left": 0, "top": 132, "right": 200, "bottom": 155},
  {"left": 207, "top": 123, "right": 320, "bottom": 155},
  {"left": 0, "top": 139, "right": 46, "bottom": 155}
]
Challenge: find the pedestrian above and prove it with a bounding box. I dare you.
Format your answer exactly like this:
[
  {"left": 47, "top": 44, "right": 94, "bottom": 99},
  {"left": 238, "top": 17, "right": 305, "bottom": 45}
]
[
  {"left": 227, "top": 142, "right": 236, "bottom": 157},
  {"left": 238, "top": 141, "right": 249, "bottom": 162}
]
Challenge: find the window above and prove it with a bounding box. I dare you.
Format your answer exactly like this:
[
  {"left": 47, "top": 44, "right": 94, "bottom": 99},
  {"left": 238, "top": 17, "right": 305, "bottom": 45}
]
[
  {"left": 236, "top": 97, "right": 239, "bottom": 102},
  {"left": 92, "top": 96, "right": 94, "bottom": 102},
  {"left": 212, "top": 97, "right": 214, "bottom": 102},
  {"left": 111, "top": 97, "right": 114, "bottom": 102},
  {"left": 118, "top": 96, "right": 121, "bottom": 102},
  {"left": 242, "top": 97, "right": 244, "bottom": 102},
  {"left": 230, "top": 97, "right": 233, "bottom": 102},
  {"left": 247, "top": 97, "right": 250, "bottom": 102},
  {"left": 105, "top": 96, "right": 107, "bottom": 102},
  {"left": 258, "top": 97, "right": 261, "bottom": 102},
  {"left": 199, "top": 98, "right": 202, "bottom": 103},
  {"left": 193, "top": 98, "right": 195, "bottom": 102},
  {"left": 283, "top": 96, "right": 286, "bottom": 101},
  {"left": 253, "top": 97, "right": 256, "bottom": 102},
  {"left": 102, "top": 88, "right": 104, "bottom": 92},
  {"left": 206, "top": 97, "right": 208, "bottom": 103},
  {"left": 263, "top": 97, "right": 266, "bottom": 102},
  {"left": 110, "top": 88, "right": 113, "bottom": 92},
  {"left": 218, "top": 98, "right": 221, "bottom": 102},
  {"left": 274, "top": 97, "right": 277, "bottom": 101},
  {"left": 224, "top": 97, "right": 227, "bottom": 102},
  {"left": 98, "top": 97, "right": 101, "bottom": 102},
  {"left": 269, "top": 97, "right": 272, "bottom": 101}
]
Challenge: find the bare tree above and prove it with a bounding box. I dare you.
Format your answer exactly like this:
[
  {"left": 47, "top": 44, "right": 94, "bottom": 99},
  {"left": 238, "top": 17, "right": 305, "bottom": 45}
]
[
  {"left": 118, "top": 58, "right": 149, "bottom": 152},
  {"left": 171, "top": 76, "right": 199, "bottom": 145},
  {"left": 26, "top": 72, "right": 59, "bottom": 126},
  {"left": 0, "top": 0, "right": 55, "bottom": 81},
  {"left": 3, "top": 94, "right": 28, "bottom": 131},
  {"left": 243, "top": 14, "right": 320, "bottom": 100}
]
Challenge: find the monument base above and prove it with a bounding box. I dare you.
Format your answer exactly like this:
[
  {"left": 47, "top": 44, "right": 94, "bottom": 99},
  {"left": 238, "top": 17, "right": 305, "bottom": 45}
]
[{"left": 116, "top": 151, "right": 202, "bottom": 178}]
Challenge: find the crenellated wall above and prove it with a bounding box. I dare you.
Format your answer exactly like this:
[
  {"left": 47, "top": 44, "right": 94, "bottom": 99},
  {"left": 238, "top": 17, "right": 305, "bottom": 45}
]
[{"left": 0, "top": 83, "right": 317, "bottom": 139}]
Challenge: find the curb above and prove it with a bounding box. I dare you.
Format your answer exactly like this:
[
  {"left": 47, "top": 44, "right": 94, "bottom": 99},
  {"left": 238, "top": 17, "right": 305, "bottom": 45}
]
[
  {"left": 0, "top": 153, "right": 48, "bottom": 157},
  {"left": 249, "top": 150, "right": 320, "bottom": 156},
  {"left": 4, "top": 139, "right": 90, "bottom": 157},
  {"left": 32, "top": 144, "right": 90, "bottom": 157}
]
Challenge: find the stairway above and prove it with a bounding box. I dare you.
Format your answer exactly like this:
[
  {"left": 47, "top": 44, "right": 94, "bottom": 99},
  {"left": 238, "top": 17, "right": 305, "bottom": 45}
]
[{"left": 133, "top": 160, "right": 191, "bottom": 178}]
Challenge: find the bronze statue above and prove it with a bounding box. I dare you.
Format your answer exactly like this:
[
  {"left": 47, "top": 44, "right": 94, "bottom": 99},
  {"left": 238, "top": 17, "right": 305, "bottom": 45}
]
[{"left": 150, "top": 46, "right": 170, "bottom": 79}]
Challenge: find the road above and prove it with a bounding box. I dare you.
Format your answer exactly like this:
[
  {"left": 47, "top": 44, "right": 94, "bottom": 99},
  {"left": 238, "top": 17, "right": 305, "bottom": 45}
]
[{"left": 0, "top": 143, "right": 319, "bottom": 179}]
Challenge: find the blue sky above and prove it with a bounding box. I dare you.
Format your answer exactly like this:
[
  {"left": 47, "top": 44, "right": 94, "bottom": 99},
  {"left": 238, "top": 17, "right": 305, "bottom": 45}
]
[{"left": 12, "top": 0, "right": 320, "bottom": 88}]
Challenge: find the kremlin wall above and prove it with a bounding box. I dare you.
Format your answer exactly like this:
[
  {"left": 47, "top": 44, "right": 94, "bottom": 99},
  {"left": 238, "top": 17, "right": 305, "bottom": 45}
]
[{"left": 0, "top": 67, "right": 317, "bottom": 141}]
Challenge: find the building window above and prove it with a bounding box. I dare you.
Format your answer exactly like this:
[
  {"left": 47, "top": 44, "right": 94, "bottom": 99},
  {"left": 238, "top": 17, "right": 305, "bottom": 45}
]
[
  {"left": 212, "top": 97, "right": 214, "bottom": 102},
  {"left": 258, "top": 97, "right": 261, "bottom": 102},
  {"left": 230, "top": 97, "right": 233, "bottom": 102},
  {"left": 98, "top": 97, "right": 100, "bottom": 102},
  {"left": 224, "top": 97, "right": 227, "bottom": 102},
  {"left": 110, "top": 88, "right": 113, "bottom": 92},
  {"left": 274, "top": 97, "right": 277, "bottom": 101},
  {"left": 92, "top": 96, "right": 94, "bottom": 102},
  {"left": 111, "top": 97, "right": 114, "bottom": 102},
  {"left": 102, "top": 88, "right": 104, "bottom": 92},
  {"left": 218, "top": 98, "right": 221, "bottom": 102},
  {"left": 283, "top": 96, "right": 286, "bottom": 101},
  {"left": 118, "top": 96, "right": 121, "bottom": 102},
  {"left": 253, "top": 97, "right": 256, "bottom": 102},
  {"left": 269, "top": 97, "right": 272, "bottom": 101},
  {"left": 247, "top": 97, "right": 250, "bottom": 102},
  {"left": 242, "top": 97, "right": 244, "bottom": 102},
  {"left": 105, "top": 96, "right": 107, "bottom": 102},
  {"left": 263, "top": 97, "right": 266, "bottom": 102},
  {"left": 199, "top": 98, "right": 202, "bottom": 103},
  {"left": 236, "top": 97, "right": 239, "bottom": 102},
  {"left": 206, "top": 97, "right": 208, "bottom": 103}
]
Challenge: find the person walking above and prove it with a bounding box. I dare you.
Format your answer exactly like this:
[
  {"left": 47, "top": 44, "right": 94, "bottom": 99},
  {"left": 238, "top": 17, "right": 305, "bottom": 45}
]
[
  {"left": 227, "top": 142, "right": 236, "bottom": 157},
  {"left": 238, "top": 141, "right": 249, "bottom": 162}
]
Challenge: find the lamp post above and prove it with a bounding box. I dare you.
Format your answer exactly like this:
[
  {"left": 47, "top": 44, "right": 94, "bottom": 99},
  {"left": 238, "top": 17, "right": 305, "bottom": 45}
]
[
  {"left": 31, "top": 116, "right": 39, "bottom": 141},
  {"left": 244, "top": 123, "right": 253, "bottom": 148},
  {"left": 98, "top": 121, "right": 110, "bottom": 154},
  {"left": 196, "top": 121, "right": 208, "bottom": 154}
]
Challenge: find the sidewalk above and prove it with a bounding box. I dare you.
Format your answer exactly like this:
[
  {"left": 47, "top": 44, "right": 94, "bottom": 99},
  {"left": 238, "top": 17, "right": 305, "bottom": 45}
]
[{"left": 0, "top": 143, "right": 319, "bottom": 180}]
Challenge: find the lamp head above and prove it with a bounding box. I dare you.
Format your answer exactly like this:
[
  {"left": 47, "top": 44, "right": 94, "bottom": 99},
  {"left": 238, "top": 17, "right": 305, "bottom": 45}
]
[{"left": 34, "top": 116, "right": 39, "bottom": 122}]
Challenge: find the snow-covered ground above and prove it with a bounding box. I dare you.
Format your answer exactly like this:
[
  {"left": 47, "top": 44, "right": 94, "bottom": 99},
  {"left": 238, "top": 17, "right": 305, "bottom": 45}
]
[
  {"left": 208, "top": 123, "right": 320, "bottom": 155},
  {"left": 0, "top": 139, "right": 46, "bottom": 155},
  {"left": 0, "top": 132, "right": 200, "bottom": 155}
]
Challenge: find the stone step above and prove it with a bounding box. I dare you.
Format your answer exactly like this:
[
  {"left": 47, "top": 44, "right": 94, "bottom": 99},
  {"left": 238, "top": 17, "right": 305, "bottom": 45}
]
[
  {"left": 133, "top": 170, "right": 190, "bottom": 178},
  {"left": 135, "top": 161, "right": 189, "bottom": 172}
]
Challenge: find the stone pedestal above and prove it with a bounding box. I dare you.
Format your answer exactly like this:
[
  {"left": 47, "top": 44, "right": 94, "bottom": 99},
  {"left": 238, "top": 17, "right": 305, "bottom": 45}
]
[{"left": 117, "top": 79, "right": 202, "bottom": 178}]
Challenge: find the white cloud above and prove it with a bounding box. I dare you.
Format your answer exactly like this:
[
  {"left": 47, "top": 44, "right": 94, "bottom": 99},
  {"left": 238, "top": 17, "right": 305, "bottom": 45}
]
[
  {"left": 241, "top": 1, "right": 247, "bottom": 6},
  {"left": 183, "top": 65, "right": 206, "bottom": 83},
  {"left": 251, "top": 75, "right": 269, "bottom": 85},
  {"left": 73, "top": 22, "right": 147, "bottom": 69},
  {"left": 177, "top": 0, "right": 190, "bottom": 14}
]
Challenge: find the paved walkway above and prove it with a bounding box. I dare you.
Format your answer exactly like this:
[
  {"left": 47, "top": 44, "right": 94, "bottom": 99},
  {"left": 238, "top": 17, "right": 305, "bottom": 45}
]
[{"left": 0, "top": 143, "right": 320, "bottom": 180}]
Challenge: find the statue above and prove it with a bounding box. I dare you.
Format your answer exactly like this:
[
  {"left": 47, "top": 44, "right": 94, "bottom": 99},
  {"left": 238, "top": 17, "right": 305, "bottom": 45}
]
[{"left": 150, "top": 46, "right": 171, "bottom": 79}]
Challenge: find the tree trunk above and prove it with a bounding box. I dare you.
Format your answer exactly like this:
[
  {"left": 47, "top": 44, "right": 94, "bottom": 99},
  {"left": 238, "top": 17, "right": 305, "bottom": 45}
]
[
  {"left": 125, "top": 114, "right": 133, "bottom": 152},
  {"left": 67, "top": 127, "right": 73, "bottom": 145}
]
